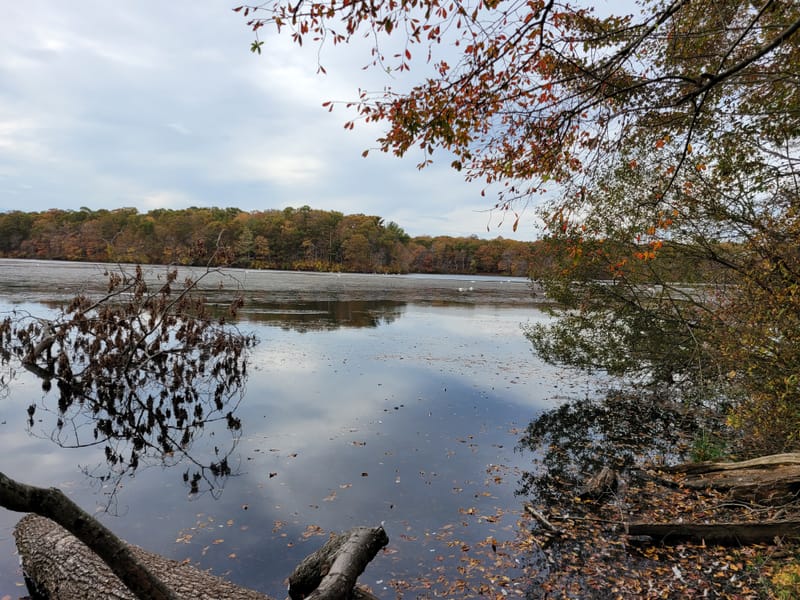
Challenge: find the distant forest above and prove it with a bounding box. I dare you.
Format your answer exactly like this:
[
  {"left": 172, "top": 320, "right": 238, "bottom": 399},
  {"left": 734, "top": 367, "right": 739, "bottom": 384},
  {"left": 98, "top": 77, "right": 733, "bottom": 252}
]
[{"left": 0, "top": 206, "right": 549, "bottom": 276}]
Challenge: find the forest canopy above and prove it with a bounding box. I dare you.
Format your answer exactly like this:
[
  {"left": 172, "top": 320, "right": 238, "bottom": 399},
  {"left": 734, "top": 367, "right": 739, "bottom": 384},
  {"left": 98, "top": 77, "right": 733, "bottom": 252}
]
[{"left": 0, "top": 206, "right": 542, "bottom": 276}]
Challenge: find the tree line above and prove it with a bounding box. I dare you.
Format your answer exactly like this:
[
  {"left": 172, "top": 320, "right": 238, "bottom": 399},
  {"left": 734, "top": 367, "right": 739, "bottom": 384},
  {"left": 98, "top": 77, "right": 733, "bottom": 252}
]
[
  {"left": 0, "top": 205, "right": 550, "bottom": 276},
  {"left": 0, "top": 205, "right": 717, "bottom": 282}
]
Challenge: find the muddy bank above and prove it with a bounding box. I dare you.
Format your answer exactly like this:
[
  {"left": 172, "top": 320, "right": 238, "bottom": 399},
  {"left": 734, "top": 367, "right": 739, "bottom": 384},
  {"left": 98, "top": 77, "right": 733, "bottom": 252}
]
[{"left": 515, "top": 390, "right": 800, "bottom": 599}]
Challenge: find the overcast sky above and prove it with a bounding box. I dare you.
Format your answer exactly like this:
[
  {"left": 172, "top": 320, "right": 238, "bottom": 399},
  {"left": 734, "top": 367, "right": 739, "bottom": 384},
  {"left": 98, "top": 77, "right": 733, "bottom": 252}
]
[{"left": 0, "top": 1, "right": 543, "bottom": 240}]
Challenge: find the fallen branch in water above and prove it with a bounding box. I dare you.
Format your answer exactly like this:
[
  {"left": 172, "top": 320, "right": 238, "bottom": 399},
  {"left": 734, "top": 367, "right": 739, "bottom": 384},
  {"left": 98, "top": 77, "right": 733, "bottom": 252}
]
[{"left": 524, "top": 503, "right": 563, "bottom": 535}]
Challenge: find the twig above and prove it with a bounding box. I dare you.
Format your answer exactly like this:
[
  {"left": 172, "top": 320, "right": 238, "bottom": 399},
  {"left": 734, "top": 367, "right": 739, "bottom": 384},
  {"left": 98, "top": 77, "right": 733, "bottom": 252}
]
[{"left": 524, "top": 503, "right": 563, "bottom": 535}]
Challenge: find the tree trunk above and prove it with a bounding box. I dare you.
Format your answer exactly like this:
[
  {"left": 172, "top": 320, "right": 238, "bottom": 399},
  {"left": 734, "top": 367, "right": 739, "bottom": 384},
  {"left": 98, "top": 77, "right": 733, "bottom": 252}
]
[
  {"left": 14, "top": 514, "right": 270, "bottom": 600},
  {"left": 1, "top": 471, "right": 178, "bottom": 600},
  {"left": 682, "top": 465, "right": 800, "bottom": 503},
  {"left": 662, "top": 454, "right": 800, "bottom": 504},
  {"left": 625, "top": 454, "right": 800, "bottom": 545},
  {"left": 663, "top": 453, "right": 800, "bottom": 475},
  {"left": 288, "top": 526, "right": 388, "bottom": 600},
  {"left": 14, "top": 512, "right": 388, "bottom": 600}
]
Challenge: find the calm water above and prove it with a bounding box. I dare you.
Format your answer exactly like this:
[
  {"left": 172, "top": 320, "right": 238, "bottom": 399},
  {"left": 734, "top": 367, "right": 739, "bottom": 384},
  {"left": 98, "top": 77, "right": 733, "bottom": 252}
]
[{"left": 0, "top": 260, "right": 594, "bottom": 598}]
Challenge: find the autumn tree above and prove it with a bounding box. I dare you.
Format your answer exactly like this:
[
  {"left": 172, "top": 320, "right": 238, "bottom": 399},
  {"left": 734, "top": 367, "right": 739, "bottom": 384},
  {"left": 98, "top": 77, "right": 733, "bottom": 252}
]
[{"left": 240, "top": 0, "right": 800, "bottom": 448}]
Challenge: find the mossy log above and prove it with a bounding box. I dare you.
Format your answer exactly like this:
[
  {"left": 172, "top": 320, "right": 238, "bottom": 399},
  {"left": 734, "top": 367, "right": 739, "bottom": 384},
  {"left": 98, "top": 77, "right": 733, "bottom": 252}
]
[{"left": 14, "top": 514, "right": 388, "bottom": 600}]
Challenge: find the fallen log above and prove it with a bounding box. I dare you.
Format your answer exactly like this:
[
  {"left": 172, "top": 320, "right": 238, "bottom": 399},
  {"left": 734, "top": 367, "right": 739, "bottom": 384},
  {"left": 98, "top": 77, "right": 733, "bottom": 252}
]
[
  {"left": 15, "top": 514, "right": 388, "bottom": 600},
  {"left": 627, "top": 519, "right": 800, "bottom": 546},
  {"left": 656, "top": 453, "right": 800, "bottom": 504},
  {"left": 663, "top": 453, "right": 800, "bottom": 475},
  {"left": 288, "top": 526, "right": 388, "bottom": 600},
  {"left": 676, "top": 464, "right": 800, "bottom": 504},
  {"left": 14, "top": 514, "right": 269, "bottom": 600},
  {"left": 2, "top": 470, "right": 177, "bottom": 600}
]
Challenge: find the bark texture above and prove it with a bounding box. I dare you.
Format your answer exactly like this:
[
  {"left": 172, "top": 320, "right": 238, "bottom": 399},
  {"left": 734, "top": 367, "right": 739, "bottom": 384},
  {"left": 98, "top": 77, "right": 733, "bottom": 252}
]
[
  {"left": 14, "top": 513, "right": 388, "bottom": 600},
  {"left": 1, "top": 471, "right": 178, "bottom": 600},
  {"left": 626, "top": 454, "right": 800, "bottom": 546},
  {"left": 663, "top": 453, "right": 800, "bottom": 475},
  {"left": 665, "top": 453, "right": 800, "bottom": 503},
  {"left": 14, "top": 514, "right": 270, "bottom": 600},
  {"left": 288, "top": 526, "right": 389, "bottom": 600}
]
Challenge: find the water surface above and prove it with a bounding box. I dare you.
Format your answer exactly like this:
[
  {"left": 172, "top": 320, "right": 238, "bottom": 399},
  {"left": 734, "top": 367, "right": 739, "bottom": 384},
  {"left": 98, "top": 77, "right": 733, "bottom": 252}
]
[{"left": 0, "top": 260, "right": 592, "bottom": 598}]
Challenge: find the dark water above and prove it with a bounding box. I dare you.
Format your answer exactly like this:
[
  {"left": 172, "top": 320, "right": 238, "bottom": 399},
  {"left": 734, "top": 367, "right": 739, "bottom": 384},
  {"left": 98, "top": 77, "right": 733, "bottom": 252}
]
[{"left": 0, "top": 260, "right": 594, "bottom": 598}]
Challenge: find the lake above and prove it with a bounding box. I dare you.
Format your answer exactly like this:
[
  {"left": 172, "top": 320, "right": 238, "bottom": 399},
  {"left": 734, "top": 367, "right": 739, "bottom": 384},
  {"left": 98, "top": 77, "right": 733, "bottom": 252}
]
[{"left": 0, "top": 259, "right": 597, "bottom": 598}]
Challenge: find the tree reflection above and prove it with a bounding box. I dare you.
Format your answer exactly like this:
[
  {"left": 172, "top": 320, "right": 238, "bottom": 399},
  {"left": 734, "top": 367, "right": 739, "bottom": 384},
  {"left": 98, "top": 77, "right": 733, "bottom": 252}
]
[
  {"left": 241, "top": 299, "right": 405, "bottom": 331},
  {"left": 0, "top": 265, "right": 256, "bottom": 497},
  {"left": 515, "top": 390, "right": 710, "bottom": 505}
]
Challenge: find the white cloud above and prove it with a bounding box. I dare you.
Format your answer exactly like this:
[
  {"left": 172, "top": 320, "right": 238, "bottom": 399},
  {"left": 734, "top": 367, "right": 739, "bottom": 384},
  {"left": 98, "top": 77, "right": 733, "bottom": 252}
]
[
  {"left": 234, "top": 150, "right": 328, "bottom": 187},
  {"left": 165, "top": 122, "right": 192, "bottom": 136},
  {"left": 0, "top": 1, "right": 537, "bottom": 240},
  {"left": 141, "top": 190, "right": 197, "bottom": 210}
]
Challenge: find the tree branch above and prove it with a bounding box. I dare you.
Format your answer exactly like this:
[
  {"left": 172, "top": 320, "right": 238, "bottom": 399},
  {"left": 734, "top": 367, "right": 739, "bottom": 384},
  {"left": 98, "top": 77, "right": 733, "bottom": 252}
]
[
  {"left": 0, "top": 471, "right": 178, "bottom": 600},
  {"left": 678, "top": 13, "right": 800, "bottom": 104}
]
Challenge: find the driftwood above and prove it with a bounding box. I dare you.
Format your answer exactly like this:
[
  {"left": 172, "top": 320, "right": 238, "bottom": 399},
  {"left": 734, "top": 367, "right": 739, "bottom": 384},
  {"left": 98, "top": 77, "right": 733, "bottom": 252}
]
[
  {"left": 14, "top": 514, "right": 269, "bottom": 600},
  {"left": 14, "top": 514, "right": 388, "bottom": 600},
  {"left": 288, "top": 526, "right": 388, "bottom": 600},
  {"left": 623, "top": 454, "right": 800, "bottom": 547},
  {"left": 663, "top": 453, "right": 800, "bottom": 475},
  {"left": 664, "top": 453, "right": 800, "bottom": 504},
  {"left": 1, "top": 471, "right": 177, "bottom": 600},
  {"left": 627, "top": 519, "right": 800, "bottom": 546}
]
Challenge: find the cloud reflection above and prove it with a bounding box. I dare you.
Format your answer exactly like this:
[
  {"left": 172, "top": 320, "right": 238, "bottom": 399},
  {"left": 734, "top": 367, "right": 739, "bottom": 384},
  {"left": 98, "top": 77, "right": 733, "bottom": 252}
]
[{"left": 0, "top": 270, "right": 597, "bottom": 598}]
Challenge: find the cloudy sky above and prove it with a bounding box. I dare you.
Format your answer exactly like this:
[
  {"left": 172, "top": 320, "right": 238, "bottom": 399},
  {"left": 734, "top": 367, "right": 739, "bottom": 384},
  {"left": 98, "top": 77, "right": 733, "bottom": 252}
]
[{"left": 0, "top": 1, "right": 542, "bottom": 240}]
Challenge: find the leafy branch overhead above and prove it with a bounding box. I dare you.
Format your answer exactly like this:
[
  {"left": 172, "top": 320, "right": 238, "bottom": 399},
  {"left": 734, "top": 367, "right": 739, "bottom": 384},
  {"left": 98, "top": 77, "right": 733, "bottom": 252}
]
[
  {"left": 237, "top": 0, "right": 799, "bottom": 202},
  {"left": 0, "top": 265, "right": 256, "bottom": 493},
  {"left": 239, "top": 0, "right": 800, "bottom": 447}
]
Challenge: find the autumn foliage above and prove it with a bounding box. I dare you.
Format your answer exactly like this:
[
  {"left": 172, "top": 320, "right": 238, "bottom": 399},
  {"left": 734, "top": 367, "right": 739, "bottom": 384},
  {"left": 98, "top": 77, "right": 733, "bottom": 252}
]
[
  {"left": 0, "top": 206, "right": 541, "bottom": 276},
  {"left": 0, "top": 265, "right": 255, "bottom": 494},
  {"left": 238, "top": 0, "right": 800, "bottom": 449}
]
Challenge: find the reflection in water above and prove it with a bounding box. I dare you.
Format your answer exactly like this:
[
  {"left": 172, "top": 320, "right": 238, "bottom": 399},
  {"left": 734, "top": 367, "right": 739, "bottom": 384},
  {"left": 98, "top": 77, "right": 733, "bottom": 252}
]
[
  {"left": 515, "top": 390, "right": 699, "bottom": 504},
  {"left": 240, "top": 299, "right": 406, "bottom": 331},
  {"left": 513, "top": 391, "right": 715, "bottom": 596},
  {"left": 0, "top": 260, "right": 584, "bottom": 599},
  {"left": 1, "top": 266, "right": 255, "bottom": 503}
]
